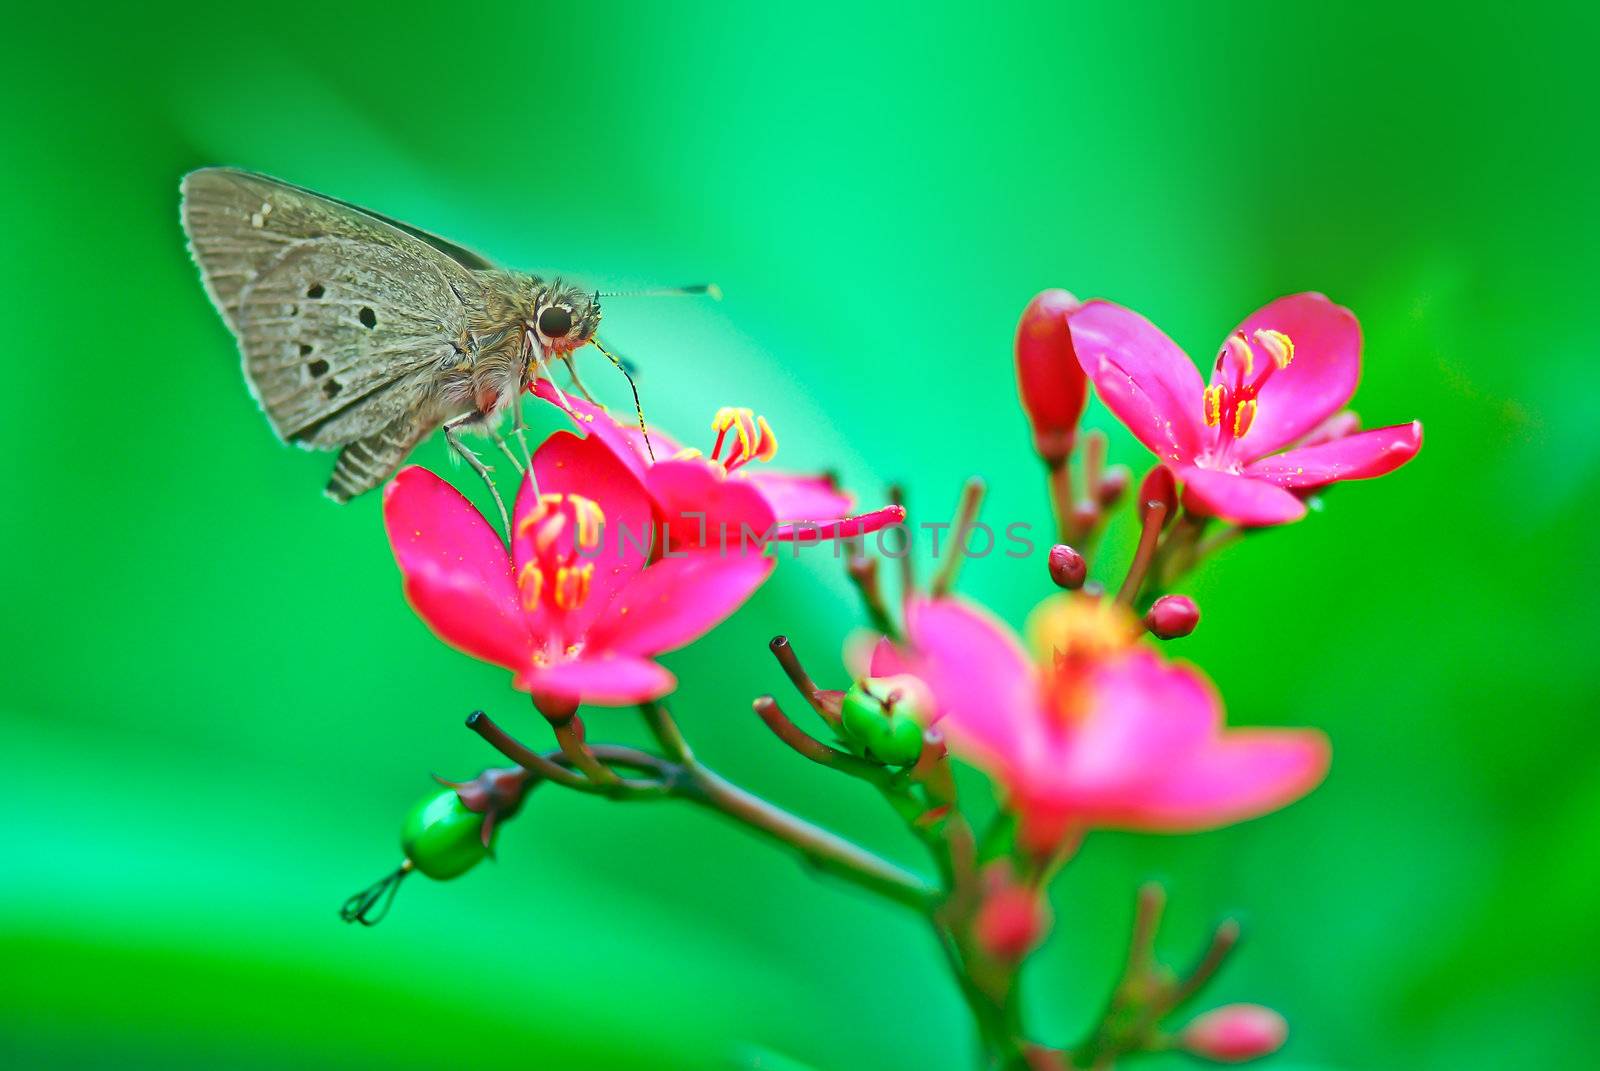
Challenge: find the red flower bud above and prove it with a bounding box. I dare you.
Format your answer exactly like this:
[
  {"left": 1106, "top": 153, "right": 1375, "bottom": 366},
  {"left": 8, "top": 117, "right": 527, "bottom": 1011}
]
[
  {"left": 1015, "top": 289, "right": 1088, "bottom": 464},
  {"left": 1180, "top": 1004, "right": 1288, "bottom": 1063},
  {"left": 1145, "top": 594, "right": 1200, "bottom": 639},
  {"left": 974, "top": 878, "right": 1051, "bottom": 961},
  {"left": 1048, "top": 544, "right": 1088, "bottom": 589},
  {"left": 1140, "top": 464, "right": 1178, "bottom": 526}
]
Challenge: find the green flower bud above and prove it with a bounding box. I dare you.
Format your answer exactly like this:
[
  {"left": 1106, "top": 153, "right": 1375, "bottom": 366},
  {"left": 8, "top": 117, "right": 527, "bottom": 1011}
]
[
  {"left": 401, "top": 788, "right": 497, "bottom": 880},
  {"left": 840, "top": 677, "right": 926, "bottom": 766}
]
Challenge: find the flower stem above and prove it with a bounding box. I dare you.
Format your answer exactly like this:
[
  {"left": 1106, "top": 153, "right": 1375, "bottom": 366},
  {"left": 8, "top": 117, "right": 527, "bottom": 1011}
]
[
  {"left": 639, "top": 700, "right": 693, "bottom": 763},
  {"left": 889, "top": 483, "right": 915, "bottom": 604},
  {"left": 845, "top": 538, "right": 900, "bottom": 638},
  {"left": 1047, "top": 457, "right": 1076, "bottom": 545},
  {"left": 768, "top": 635, "right": 843, "bottom": 731},
  {"left": 932, "top": 477, "right": 988, "bottom": 598},
  {"left": 467, "top": 708, "right": 935, "bottom": 910},
  {"left": 466, "top": 710, "right": 669, "bottom": 796},
  {"left": 1115, "top": 501, "right": 1168, "bottom": 607},
  {"left": 753, "top": 695, "right": 885, "bottom": 780},
  {"left": 678, "top": 762, "right": 937, "bottom": 911},
  {"left": 551, "top": 713, "right": 623, "bottom": 787}
]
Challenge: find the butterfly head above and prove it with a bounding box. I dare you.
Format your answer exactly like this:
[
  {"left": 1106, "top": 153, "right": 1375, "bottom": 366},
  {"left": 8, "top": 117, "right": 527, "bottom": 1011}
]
[{"left": 530, "top": 282, "right": 602, "bottom": 358}]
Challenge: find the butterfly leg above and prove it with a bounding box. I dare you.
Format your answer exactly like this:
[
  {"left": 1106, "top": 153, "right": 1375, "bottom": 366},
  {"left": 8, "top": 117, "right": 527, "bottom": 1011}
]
[
  {"left": 490, "top": 428, "right": 525, "bottom": 474},
  {"left": 535, "top": 356, "right": 576, "bottom": 411},
  {"left": 508, "top": 395, "right": 534, "bottom": 468},
  {"left": 443, "top": 415, "right": 511, "bottom": 537}
]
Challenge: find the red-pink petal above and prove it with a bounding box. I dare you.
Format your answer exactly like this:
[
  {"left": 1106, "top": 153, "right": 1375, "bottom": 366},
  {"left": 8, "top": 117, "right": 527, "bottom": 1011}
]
[
  {"left": 1070, "top": 299, "right": 1208, "bottom": 464},
  {"left": 586, "top": 552, "right": 775, "bottom": 656},
  {"left": 1099, "top": 728, "right": 1331, "bottom": 831},
  {"left": 1177, "top": 466, "right": 1307, "bottom": 527},
  {"left": 867, "top": 635, "right": 912, "bottom": 677},
  {"left": 1028, "top": 651, "right": 1221, "bottom": 797},
  {"left": 646, "top": 458, "right": 778, "bottom": 551},
  {"left": 384, "top": 467, "right": 531, "bottom": 671},
  {"left": 515, "top": 653, "right": 676, "bottom": 704},
  {"left": 521, "top": 430, "right": 655, "bottom": 636},
  {"left": 1231, "top": 293, "right": 1362, "bottom": 457},
  {"left": 1244, "top": 420, "right": 1423, "bottom": 489},
  {"left": 529, "top": 378, "right": 658, "bottom": 480},
  {"left": 746, "top": 470, "right": 855, "bottom": 522},
  {"left": 771, "top": 505, "right": 906, "bottom": 542},
  {"left": 900, "top": 597, "right": 1044, "bottom": 773}
]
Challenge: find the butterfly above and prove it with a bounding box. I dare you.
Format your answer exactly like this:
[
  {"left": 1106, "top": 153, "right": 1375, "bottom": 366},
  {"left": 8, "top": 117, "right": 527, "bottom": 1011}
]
[{"left": 181, "top": 168, "right": 681, "bottom": 513}]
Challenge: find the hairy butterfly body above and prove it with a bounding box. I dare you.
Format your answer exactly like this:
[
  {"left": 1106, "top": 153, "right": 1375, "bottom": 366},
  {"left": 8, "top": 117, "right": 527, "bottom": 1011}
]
[{"left": 180, "top": 168, "right": 601, "bottom": 501}]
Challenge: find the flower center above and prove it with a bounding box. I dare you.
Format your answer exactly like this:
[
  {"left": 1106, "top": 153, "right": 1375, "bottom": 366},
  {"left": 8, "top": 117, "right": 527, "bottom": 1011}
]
[
  {"left": 706, "top": 406, "right": 779, "bottom": 472},
  {"left": 1201, "top": 329, "right": 1294, "bottom": 458},
  {"left": 1027, "top": 597, "right": 1139, "bottom": 724},
  {"left": 516, "top": 492, "right": 605, "bottom": 613}
]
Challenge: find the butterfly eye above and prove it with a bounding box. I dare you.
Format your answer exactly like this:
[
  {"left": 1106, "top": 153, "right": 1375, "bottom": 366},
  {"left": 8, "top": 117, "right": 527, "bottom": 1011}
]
[{"left": 539, "top": 306, "right": 574, "bottom": 338}]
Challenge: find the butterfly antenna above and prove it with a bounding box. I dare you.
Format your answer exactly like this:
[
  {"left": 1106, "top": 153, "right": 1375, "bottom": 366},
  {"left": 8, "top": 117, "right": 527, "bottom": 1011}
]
[
  {"left": 596, "top": 283, "right": 722, "bottom": 301},
  {"left": 592, "top": 338, "right": 655, "bottom": 461}
]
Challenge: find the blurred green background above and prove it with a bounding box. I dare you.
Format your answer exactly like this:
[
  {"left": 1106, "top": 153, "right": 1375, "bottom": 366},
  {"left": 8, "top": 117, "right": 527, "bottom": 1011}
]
[{"left": 4, "top": 2, "right": 1596, "bottom": 1068}]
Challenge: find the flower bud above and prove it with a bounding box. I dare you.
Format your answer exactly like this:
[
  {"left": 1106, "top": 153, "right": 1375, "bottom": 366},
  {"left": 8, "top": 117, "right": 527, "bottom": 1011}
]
[
  {"left": 1140, "top": 464, "right": 1178, "bottom": 527},
  {"left": 401, "top": 787, "right": 499, "bottom": 880},
  {"left": 1096, "top": 464, "right": 1131, "bottom": 508},
  {"left": 974, "top": 876, "right": 1051, "bottom": 961},
  {"left": 1014, "top": 289, "right": 1088, "bottom": 465},
  {"left": 1180, "top": 1004, "right": 1288, "bottom": 1063},
  {"left": 840, "top": 677, "right": 926, "bottom": 766},
  {"left": 1145, "top": 594, "right": 1200, "bottom": 639},
  {"left": 1047, "top": 544, "right": 1087, "bottom": 589}
]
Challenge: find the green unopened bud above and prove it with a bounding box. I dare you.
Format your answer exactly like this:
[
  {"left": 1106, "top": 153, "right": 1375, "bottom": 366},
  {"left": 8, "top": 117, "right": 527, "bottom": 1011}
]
[
  {"left": 402, "top": 788, "right": 497, "bottom": 880},
  {"left": 840, "top": 677, "right": 926, "bottom": 766}
]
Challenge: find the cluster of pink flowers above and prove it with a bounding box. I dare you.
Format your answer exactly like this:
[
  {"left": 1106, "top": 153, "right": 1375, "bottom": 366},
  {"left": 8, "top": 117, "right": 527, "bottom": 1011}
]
[{"left": 375, "top": 286, "right": 1420, "bottom": 1066}]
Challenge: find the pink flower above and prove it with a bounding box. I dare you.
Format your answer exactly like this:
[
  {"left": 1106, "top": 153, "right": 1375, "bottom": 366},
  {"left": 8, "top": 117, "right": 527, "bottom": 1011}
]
[
  {"left": 870, "top": 595, "right": 1329, "bottom": 851},
  {"left": 1071, "top": 292, "right": 1422, "bottom": 525},
  {"left": 531, "top": 381, "right": 903, "bottom": 551},
  {"left": 383, "top": 430, "right": 773, "bottom": 712}
]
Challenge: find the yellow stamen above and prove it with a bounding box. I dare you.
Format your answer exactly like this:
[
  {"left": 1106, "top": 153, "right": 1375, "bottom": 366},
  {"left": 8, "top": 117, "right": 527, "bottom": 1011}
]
[
  {"left": 517, "top": 562, "right": 544, "bottom": 611},
  {"left": 754, "top": 416, "right": 779, "bottom": 462},
  {"left": 1223, "top": 334, "right": 1255, "bottom": 377},
  {"left": 571, "top": 495, "right": 604, "bottom": 551},
  {"left": 534, "top": 512, "right": 567, "bottom": 555},
  {"left": 1254, "top": 328, "right": 1294, "bottom": 369},
  {"left": 671, "top": 447, "right": 705, "bottom": 461},
  {"left": 552, "top": 563, "right": 594, "bottom": 610},
  {"left": 733, "top": 409, "right": 757, "bottom": 461},
  {"left": 1233, "top": 398, "right": 1258, "bottom": 438},
  {"left": 1203, "top": 385, "right": 1225, "bottom": 427},
  {"left": 515, "top": 494, "right": 557, "bottom": 538}
]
